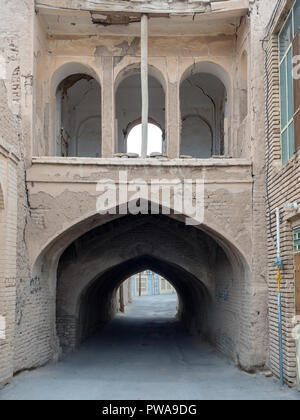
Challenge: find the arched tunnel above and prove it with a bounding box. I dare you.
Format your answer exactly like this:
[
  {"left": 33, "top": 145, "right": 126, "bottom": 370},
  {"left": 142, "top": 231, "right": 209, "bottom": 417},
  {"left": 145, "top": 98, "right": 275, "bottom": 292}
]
[{"left": 56, "top": 214, "right": 249, "bottom": 366}]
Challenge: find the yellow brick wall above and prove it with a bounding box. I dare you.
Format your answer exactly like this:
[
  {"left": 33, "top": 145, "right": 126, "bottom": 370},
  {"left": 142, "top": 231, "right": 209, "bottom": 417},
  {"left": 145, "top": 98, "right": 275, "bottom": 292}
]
[{"left": 265, "top": 4, "right": 300, "bottom": 385}]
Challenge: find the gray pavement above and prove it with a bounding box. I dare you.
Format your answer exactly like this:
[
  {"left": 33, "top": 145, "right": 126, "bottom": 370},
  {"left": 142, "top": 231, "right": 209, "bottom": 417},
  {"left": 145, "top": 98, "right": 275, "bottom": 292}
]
[{"left": 1, "top": 294, "right": 300, "bottom": 400}]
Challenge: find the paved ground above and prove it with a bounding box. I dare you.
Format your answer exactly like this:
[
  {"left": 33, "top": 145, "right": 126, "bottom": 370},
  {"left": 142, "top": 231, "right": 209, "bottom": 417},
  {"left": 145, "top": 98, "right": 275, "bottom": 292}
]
[{"left": 1, "top": 294, "right": 300, "bottom": 400}]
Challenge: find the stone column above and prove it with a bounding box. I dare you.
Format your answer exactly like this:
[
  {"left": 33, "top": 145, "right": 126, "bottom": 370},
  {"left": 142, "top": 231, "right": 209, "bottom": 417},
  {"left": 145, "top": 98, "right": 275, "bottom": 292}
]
[{"left": 166, "top": 57, "right": 180, "bottom": 158}]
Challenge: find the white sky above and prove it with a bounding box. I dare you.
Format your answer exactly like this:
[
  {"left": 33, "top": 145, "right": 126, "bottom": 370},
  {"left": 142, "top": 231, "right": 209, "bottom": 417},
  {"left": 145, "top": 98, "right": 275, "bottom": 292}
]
[{"left": 127, "top": 123, "right": 163, "bottom": 156}]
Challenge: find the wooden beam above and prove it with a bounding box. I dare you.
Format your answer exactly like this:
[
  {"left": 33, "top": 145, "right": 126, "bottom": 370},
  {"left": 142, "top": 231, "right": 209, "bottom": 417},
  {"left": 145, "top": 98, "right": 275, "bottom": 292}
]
[{"left": 141, "top": 14, "right": 148, "bottom": 158}]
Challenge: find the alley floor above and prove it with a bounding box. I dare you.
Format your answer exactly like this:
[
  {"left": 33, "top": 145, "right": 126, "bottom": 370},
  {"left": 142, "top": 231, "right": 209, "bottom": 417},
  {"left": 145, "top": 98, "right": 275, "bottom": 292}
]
[{"left": 1, "top": 294, "right": 300, "bottom": 400}]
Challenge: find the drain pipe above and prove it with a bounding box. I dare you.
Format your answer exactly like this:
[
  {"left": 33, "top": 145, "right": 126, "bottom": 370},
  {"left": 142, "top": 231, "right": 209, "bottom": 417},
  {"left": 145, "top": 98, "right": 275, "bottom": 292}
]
[{"left": 273, "top": 208, "right": 284, "bottom": 387}]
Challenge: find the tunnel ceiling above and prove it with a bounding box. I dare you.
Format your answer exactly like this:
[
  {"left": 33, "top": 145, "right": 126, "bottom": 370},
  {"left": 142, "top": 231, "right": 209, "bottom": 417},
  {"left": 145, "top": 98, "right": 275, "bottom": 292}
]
[
  {"left": 57, "top": 214, "right": 235, "bottom": 314},
  {"left": 56, "top": 214, "right": 246, "bottom": 364},
  {"left": 58, "top": 213, "right": 222, "bottom": 276}
]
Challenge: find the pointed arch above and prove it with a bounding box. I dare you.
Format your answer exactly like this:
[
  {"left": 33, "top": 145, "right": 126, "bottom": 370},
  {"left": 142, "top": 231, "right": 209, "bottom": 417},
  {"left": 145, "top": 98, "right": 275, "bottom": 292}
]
[{"left": 28, "top": 200, "right": 268, "bottom": 371}]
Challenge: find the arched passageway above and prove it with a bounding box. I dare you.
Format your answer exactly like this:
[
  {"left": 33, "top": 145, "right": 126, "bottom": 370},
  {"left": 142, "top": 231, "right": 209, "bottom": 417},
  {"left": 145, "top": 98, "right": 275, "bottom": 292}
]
[
  {"left": 115, "top": 66, "right": 165, "bottom": 155},
  {"left": 55, "top": 214, "right": 247, "bottom": 366}
]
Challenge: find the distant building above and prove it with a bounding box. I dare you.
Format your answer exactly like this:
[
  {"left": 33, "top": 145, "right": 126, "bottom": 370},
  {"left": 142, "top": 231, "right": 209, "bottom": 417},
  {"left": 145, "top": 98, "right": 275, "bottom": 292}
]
[{"left": 131, "top": 271, "right": 176, "bottom": 297}]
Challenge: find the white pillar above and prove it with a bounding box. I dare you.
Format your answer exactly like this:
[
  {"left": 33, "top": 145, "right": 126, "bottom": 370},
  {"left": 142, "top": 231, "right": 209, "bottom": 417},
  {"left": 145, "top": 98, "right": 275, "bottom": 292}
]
[{"left": 141, "top": 14, "right": 149, "bottom": 158}]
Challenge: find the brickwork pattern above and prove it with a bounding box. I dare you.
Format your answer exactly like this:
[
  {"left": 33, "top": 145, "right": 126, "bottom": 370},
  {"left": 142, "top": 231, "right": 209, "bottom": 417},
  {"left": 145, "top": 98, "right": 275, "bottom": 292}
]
[{"left": 265, "top": 21, "right": 300, "bottom": 385}]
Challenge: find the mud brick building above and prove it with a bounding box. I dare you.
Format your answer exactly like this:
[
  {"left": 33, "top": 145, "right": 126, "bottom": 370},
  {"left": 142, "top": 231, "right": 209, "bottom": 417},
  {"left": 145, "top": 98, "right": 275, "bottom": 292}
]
[{"left": 0, "top": 0, "right": 299, "bottom": 390}]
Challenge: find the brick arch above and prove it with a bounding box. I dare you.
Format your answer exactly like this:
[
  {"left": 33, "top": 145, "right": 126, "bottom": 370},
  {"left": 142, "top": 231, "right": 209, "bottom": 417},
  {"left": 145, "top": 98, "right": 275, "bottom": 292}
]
[
  {"left": 76, "top": 253, "right": 212, "bottom": 348},
  {"left": 56, "top": 214, "right": 235, "bottom": 354},
  {"left": 32, "top": 199, "right": 251, "bottom": 277},
  {"left": 29, "top": 202, "right": 266, "bottom": 371}
]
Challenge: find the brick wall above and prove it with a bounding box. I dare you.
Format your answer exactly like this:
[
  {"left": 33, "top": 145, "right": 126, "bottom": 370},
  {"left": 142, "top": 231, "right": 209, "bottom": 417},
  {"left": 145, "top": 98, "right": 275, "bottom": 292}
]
[{"left": 265, "top": 2, "right": 300, "bottom": 385}]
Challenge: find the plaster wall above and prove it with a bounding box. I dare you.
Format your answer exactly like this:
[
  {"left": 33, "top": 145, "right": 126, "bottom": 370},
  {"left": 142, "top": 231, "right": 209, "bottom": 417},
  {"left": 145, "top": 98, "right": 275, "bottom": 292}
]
[
  {"left": 19, "top": 157, "right": 269, "bottom": 371},
  {"left": 34, "top": 28, "right": 242, "bottom": 158}
]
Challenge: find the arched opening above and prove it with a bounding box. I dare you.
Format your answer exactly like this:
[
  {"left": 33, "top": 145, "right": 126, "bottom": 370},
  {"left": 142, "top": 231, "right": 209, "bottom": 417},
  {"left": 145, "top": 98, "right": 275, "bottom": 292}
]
[
  {"left": 54, "top": 214, "right": 247, "bottom": 366},
  {"left": 180, "top": 63, "right": 228, "bottom": 158},
  {"left": 55, "top": 73, "right": 101, "bottom": 157},
  {"left": 115, "top": 66, "right": 165, "bottom": 156},
  {"left": 126, "top": 122, "right": 163, "bottom": 156}
]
